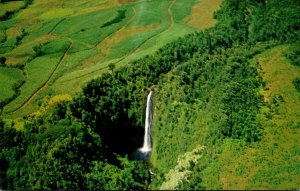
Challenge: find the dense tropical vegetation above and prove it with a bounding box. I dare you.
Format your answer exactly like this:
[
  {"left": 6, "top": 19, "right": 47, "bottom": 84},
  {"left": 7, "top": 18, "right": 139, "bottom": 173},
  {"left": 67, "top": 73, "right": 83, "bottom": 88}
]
[{"left": 0, "top": 0, "right": 299, "bottom": 190}]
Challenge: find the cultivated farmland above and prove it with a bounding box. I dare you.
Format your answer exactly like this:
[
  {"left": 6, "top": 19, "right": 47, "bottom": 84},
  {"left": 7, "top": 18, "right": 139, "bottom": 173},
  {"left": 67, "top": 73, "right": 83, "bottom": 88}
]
[{"left": 0, "top": 0, "right": 221, "bottom": 117}]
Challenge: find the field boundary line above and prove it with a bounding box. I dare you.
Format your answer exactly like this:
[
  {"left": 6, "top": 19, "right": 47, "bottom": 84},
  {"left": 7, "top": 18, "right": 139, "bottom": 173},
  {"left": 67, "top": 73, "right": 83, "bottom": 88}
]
[
  {"left": 55, "top": 7, "right": 138, "bottom": 83},
  {"left": 62, "top": 0, "right": 176, "bottom": 82},
  {"left": 48, "top": 18, "right": 66, "bottom": 34},
  {"left": 9, "top": 39, "right": 74, "bottom": 113},
  {"left": 114, "top": 0, "right": 176, "bottom": 62},
  {"left": 95, "top": 7, "right": 137, "bottom": 48},
  {"left": 124, "top": 0, "right": 176, "bottom": 55}
]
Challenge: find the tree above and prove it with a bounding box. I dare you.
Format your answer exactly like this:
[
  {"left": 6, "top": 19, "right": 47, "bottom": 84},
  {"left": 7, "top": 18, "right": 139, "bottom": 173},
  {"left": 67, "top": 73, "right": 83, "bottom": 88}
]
[
  {"left": 33, "top": 44, "right": 42, "bottom": 56},
  {"left": 86, "top": 157, "right": 148, "bottom": 190},
  {"left": 0, "top": 57, "right": 6, "bottom": 66},
  {"left": 108, "top": 63, "right": 116, "bottom": 72}
]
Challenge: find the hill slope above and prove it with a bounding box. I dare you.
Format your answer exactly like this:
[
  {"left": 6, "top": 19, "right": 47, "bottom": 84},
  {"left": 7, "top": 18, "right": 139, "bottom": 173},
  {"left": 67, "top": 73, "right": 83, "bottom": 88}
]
[
  {"left": 0, "top": 0, "right": 220, "bottom": 117},
  {"left": 0, "top": 0, "right": 299, "bottom": 190}
]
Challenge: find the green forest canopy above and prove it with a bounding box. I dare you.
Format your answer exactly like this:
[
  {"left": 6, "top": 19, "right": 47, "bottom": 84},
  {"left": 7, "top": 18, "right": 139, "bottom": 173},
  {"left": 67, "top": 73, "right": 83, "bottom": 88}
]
[{"left": 0, "top": 0, "right": 299, "bottom": 190}]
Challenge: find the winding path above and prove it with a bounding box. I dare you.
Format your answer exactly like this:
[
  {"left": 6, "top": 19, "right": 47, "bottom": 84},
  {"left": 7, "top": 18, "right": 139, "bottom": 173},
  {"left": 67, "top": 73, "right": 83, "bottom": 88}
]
[
  {"left": 168, "top": 0, "right": 175, "bottom": 29},
  {"left": 96, "top": 7, "right": 137, "bottom": 49},
  {"left": 12, "top": 39, "right": 73, "bottom": 112},
  {"left": 66, "top": 0, "right": 176, "bottom": 80},
  {"left": 48, "top": 18, "right": 66, "bottom": 34},
  {"left": 10, "top": 0, "right": 176, "bottom": 111},
  {"left": 8, "top": 7, "right": 137, "bottom": 113},
  {"left": 114, "top": 0, "right": 176, "bottom": 63}
]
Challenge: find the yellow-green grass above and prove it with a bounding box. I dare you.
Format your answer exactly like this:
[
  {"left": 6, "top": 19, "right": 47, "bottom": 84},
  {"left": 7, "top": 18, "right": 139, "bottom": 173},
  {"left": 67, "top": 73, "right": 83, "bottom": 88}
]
[
  {"left": 106, "top": 0, "right": 198, "bottom": 61},
  {"left": 1, "top": 0, "right": 220, "bottom": 117},
  {"left": 200, "top": 45, "right": 300, "bottom": 190},
  {"left": 83, "top": 1, "right": 172, "bottom": 64},
  {"left": 53, "top": 9, "right": 126, "bottom": 36},
  {"left": 3, "top": 38, "right": 71, "bottom": 113},
  {"left": 0, "top": 1, "right": 24, "bottom": 17},
  {"left": 105, "top": 27, "right": 163, "bottom": 60},
  {"left": 52, "top": 23, "right": 195, "bottom": 95},
  {"left": 17, "top": 51, "right": 112, "bottom": 99},
  {"left": 100, "top": 0, "right": 199, "bottom": 65},
  {"left": 171, "top": 0, "right": 197, "bottom": 22},
  {"left": 53, "top": 58, "right": 112, "bottom": 93},
  {"left": 0, "top": 19, "right": 21, "bottom": 31},
  {"left": 126, "top": 0, "right": 170, "bottom": 27},
  {"left": 185, "top": 0, "right": 222, "bottom": 30},
  {"left": 49, "top": 48, "right": 99, "bottom": 84},
  {"left": 2, "top": 1, "right": 129, "bottom": 114},
  {"left": 110, "top": 23, "right": 195, "bottom": 67},
  {"left": 4, "top": 86, "right": 55, "bottom": 119},
  {"left": 5, "top": 61, "right": 110, "bottom": 117},
  {"left": 15, "top": 0, "right": 108, "bottom": 20},
  {"left": 3, "top": 54, "right": 64, "bottom": 113},
  {"left": 0, "top": 67, "right": 24, "bottom": 102},
  {"left": 38, "top": 8, "right": 74, "bottom": 20},
  {"left": 3, "top": 35, "right": 56, "bottom": 66},
  {"left": 40, "top": 0, "right": 179, "bottom": 88}
]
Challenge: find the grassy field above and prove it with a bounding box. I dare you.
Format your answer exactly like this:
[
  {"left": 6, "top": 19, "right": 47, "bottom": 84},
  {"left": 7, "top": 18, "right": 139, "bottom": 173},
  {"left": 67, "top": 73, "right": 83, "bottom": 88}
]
[
  {"left": 0, "top": 0, "right": 221, "bottom": 117},
  {"left": 185, "top": 0, "right": 221, "bottom": 30},
  {"left": 0, "top": 1, "right": 24, "bottom": 17},
  {"left": 0, "top": 66, "right": 24, "bottom": 103},
  {"left": 4, "top": 54, "right": 65, "bottom": 113}
]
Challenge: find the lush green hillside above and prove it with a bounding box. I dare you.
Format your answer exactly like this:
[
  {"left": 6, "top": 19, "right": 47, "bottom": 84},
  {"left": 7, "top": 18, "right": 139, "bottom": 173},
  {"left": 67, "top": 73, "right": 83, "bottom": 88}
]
[
  {"left": 0, "top": 0, "right": 221, "bottom": 117},
  {"left": 149, "top": 1, "right": 300, "bottom": 189},
  {"left": 0, "top": 0, "right": 299, "bottom": 190}
]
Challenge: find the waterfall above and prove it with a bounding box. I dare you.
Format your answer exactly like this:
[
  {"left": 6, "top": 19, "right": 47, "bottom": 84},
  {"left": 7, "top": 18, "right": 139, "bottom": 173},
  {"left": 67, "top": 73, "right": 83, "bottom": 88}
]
[{"left": 139, "top": 91, "right": 153, "bottom": 153}]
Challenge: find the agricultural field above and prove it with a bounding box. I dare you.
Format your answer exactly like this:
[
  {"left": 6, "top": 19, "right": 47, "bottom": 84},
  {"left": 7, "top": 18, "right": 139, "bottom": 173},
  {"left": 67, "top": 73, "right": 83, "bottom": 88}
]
[
  {"left": 0, "top": 1, "right": 24, "bottom": 17},
  {"left": 0, "top": 0, "right": 221, "bottom": 117},
  {"left": 1, "top": 0, "right": 299, "bottom": 190}
]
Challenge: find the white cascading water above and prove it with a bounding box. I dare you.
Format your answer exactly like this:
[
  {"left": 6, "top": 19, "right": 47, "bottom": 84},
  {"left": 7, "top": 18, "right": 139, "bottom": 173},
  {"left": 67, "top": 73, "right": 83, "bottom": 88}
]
[{"left": 139, "top": 91, "right": 153, "bottom": 153}]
